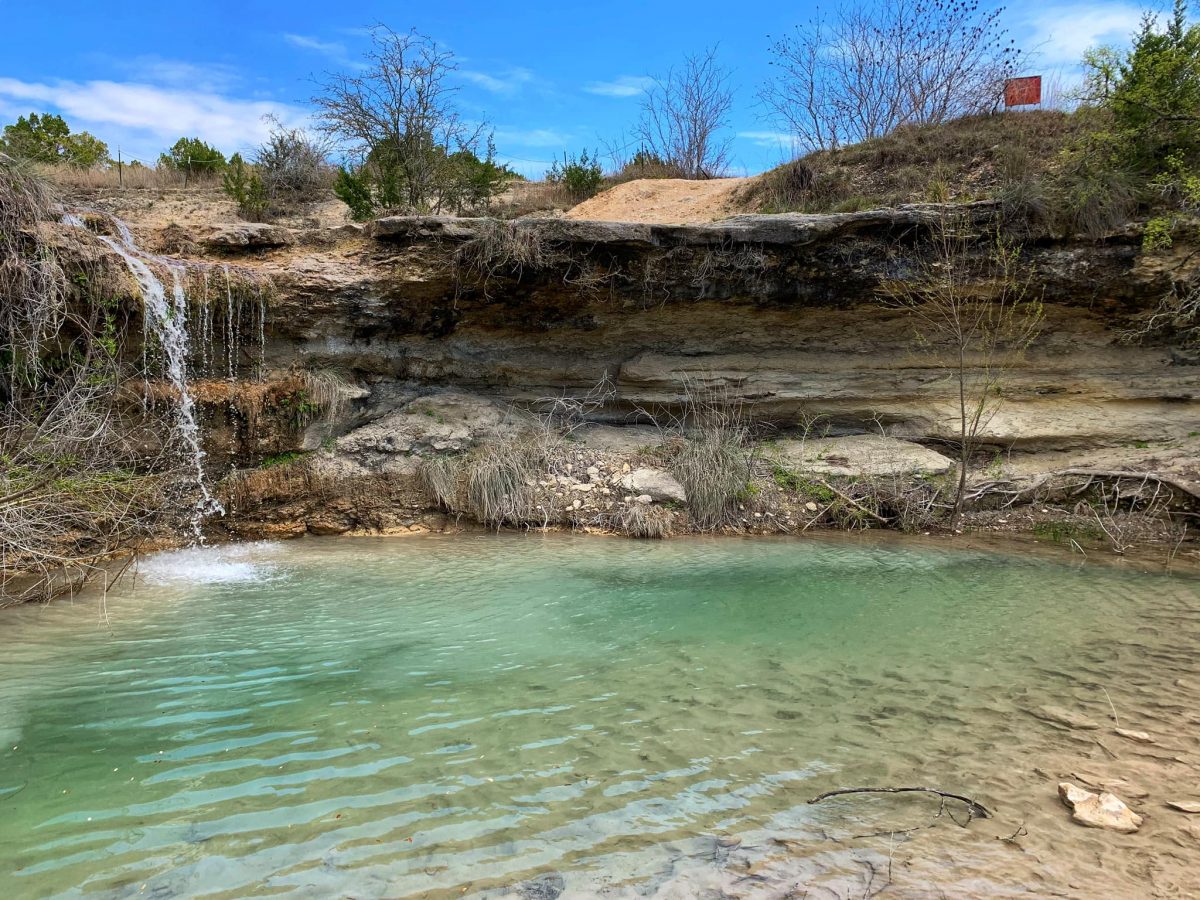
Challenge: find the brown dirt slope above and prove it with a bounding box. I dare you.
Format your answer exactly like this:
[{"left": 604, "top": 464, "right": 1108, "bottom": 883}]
[{"left": 565, "top": 177, "right": 754, "bottom": 224}]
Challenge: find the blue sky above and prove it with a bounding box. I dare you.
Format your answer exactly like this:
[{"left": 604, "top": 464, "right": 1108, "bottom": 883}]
[{"left": 0, "top": 0, "right": 1158, "bottom": 177}]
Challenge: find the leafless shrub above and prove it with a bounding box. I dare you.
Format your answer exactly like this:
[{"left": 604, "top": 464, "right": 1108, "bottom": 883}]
[
  {"left": 254, "top": 115, "right": 335, "bottom": 203},
  {"left": 761, "top": 0, "right": 1022, "bottom": 152},
  {"left": 1121, "top": 280, "right": 1200, "bottom": 346},
  {"left": 636, "top": 47, "right": 734, "bottom": 179},
  {"left": 615, "top": 503, "right": 676, "bottom": 539},
  {"left": 533, "top": 374, "right": 616, "bottom": 435},
  {"left": 884, "top": 212, "right": 1044, "bottom": 527},
  {"left": 1, "top": 155, "right": 175, "bottom": 603}
]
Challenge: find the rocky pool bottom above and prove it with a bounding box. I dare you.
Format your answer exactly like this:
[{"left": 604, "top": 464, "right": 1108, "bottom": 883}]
[{"left": 0, "top": 534, "right": 1197, "bottom": 898}]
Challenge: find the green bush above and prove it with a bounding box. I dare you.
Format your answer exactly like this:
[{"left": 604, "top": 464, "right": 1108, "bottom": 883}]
[
  {"left": 159, "top": 137, "right": 226, "bottom": 175},
  {"left": 1143, "top": 215, "right": 1175, "bottom": 251},
  {"left": 1, "top": 113, "right": 109, "bottom": 167},
  {"left": 1087, "top": 1, "right": 1200, "bottom": 175},
  {"left": 546, "top": 149, "right": 604, "bottom": 201},
  {"left": 334, "top": 167, "right": 375, "bottom": 221},
  {"left": 221, "top": 154, "right": 268, "bottom": 220}
]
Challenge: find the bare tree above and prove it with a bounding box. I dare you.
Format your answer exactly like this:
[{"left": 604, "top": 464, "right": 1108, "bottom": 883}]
[
  {"left": 761, "top": 0, "right": 1022, "bottom": 152},
  {"left": 636, "top": 47, "right": 734, "bottom": 179},
  {"left": 312, "top": 26, "right": 486, "bottom": 212},
  {"left": 885, "top": 213, "right": 1043, "bottom": 527}
]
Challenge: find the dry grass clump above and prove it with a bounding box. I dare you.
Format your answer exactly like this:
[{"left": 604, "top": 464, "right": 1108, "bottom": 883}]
[
  {"left": 300, "top": 368, "right": 359, "bottom": 422},
  {"left": 220, "top": 455, "right": 316, "bottom": 511},
  {"left": 615, "top": 503, "right": 676, "bottom": 538},
  {"left": 418, "top": 454, "right": 464, "bottom": 510},
  {"left": 465, "top": 431, "right": 552, "bottom": 526},
  {"left": 39, "top": 163, "right": 221, "bottom": 192},
  {"left": 455, "top": 219, "right": 551, "bottom": 289},
  {"left": 492, "top": 181, "right": 574, "bottom": 219},
  {"left": 661, "top": 382, "right": 753, "bottom": 530}
]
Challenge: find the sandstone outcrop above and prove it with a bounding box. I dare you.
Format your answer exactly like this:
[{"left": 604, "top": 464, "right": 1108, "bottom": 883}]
[{"left": 52, "top": 203, "right": 1200, "bottom": 539}]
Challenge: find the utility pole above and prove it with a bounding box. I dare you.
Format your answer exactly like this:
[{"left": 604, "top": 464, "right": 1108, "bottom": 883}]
[{"left": 118, "top": 147, "right": 123, "bottom": 189}]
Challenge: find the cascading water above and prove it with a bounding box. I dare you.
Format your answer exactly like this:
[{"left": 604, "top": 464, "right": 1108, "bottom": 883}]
[{"left": 63, "top": 213, "right": 224, "bottom": 538}]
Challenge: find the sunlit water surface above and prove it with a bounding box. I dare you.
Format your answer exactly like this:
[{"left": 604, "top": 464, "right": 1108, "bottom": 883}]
[{"left": 1, "top": 535, "right": 1197, "bottom": 898}]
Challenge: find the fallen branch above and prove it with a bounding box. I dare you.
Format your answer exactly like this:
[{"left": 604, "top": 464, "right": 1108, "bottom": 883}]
[
  {"left": 1057, "top": 469, "right": 1200, "bottom": 503},
  {"left": 809, "top": 786, "right": 992, "bottom": 822},
  {"left": 814, "top": 478, "right": 891, "bottom": 525}
]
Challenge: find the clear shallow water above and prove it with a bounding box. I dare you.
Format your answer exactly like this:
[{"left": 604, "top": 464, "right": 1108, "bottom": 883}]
[{"left": 1, "top": 535, "right": 1198, "bottom": 898}]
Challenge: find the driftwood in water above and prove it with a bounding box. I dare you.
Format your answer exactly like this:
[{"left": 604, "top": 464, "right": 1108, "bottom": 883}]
[{"left": 809, "top": 786, "right": 992, "bottom": 823}]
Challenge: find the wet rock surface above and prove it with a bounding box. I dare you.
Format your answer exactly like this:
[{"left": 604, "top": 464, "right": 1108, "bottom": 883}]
[{"left": 1059, "top": 782, "right": 1144, "bottom": 832}]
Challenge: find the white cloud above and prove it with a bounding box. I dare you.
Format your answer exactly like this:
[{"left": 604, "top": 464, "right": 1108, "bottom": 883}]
[
  {"left": 584, "top": 75, "right": 654, "bottom": 98},
  {"left": 492, "top": 126, "right": 571, "bottom": 148},
  {"left": 738, "top": 130, "right": 797, "bottom": 149},
  {"left": 1018, "top": 1, "right": 1149, "bottom": 66},
  {"left": 460, "top": 67, "right": 535, "bottom": 94},
  {"left": 284, "top": 33, "right": 350, "bottom": 60},
  {"left": 0, "top": 77, "right": 308, "bottom": 162},
  {"left": 109, "top": 56, "right": 242, "bottom": 93}
]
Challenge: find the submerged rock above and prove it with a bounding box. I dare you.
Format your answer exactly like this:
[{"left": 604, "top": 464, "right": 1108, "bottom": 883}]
[
  {"left": 1114, "top": 728, "right": 1156, "bottom": 744},
  {"left": 517, "top": 873, "right": 565, "bottom": 900},
  {"left": 1030, "top": 705, "right": 1101, "bottom": 730},
  {"left": 1167, "top": 800, "right": 1200, "bottom": 814},
  {"left": 1059, "top": 782, "right": 1143, "bottom": 833}
]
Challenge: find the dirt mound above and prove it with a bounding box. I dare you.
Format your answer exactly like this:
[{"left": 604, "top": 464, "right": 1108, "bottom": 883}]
[{"left": 565, "top": 177, "right": 756, "bottom": 224}]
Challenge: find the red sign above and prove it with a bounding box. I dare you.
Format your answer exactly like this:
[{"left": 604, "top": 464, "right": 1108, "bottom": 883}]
[{"left": 1004, "top": 76, "right": 1042, "bottom": 107}]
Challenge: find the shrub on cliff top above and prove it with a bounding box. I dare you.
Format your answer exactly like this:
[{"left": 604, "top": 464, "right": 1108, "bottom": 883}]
[
  {"left": 313, "top": 27, "right": 510, "bottom": 215},
  {"left": 546, "top": 149, "right": 604, "bottom": 201}
]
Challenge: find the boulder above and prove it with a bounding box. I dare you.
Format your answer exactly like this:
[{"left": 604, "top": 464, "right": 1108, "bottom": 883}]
[
  {"left": 1058, "top": 782, "right": 1143, "bottom": 833},
  {"left": 205, "top": 223, "right": 294, "bottom": 250},
  {"left": 336, "top": 393, "right": 523, "bottom": 459},
  {"left": 773, "top": 434, "right": 954, "bottom": 478},
  {"left": 620, "top": 467, "right": 686, "bottom": 503}
]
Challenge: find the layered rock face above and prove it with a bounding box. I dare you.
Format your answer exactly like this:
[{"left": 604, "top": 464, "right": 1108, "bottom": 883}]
[
  {"left": 62, "top": 202, "right": 1200, "bottom": 537},
  {"left": 243, "top": 207, "right": 1196, "bottom": 450}
]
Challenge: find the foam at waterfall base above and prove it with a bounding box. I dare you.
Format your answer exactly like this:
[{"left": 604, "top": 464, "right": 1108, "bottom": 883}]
[{"left": 137, "top": 542, "right": 283, "bottom": 585}]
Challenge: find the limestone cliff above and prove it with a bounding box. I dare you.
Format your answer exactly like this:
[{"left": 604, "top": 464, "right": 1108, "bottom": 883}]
[{"left": 58, "top": 201, "right": 1200, "bottom": 545}]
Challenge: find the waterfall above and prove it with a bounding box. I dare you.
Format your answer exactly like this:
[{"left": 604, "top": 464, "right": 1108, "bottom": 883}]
[{"left": 63, "top": 213, "right": 224, "bottom": 539}]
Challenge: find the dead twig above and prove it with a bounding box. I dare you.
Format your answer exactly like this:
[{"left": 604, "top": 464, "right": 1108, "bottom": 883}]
[
  {"left": 814, "top": 478, "right": 891, "bottom": 525},
  {"left": 809, "top": 786, "right": 991, "bottom": 822}
]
